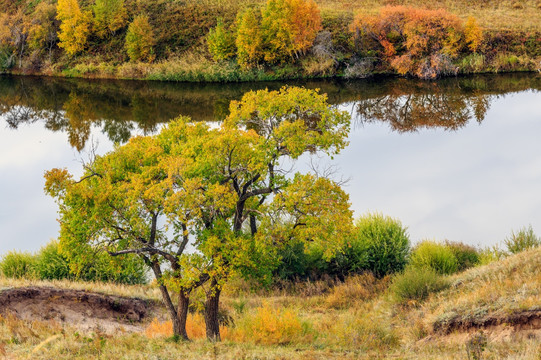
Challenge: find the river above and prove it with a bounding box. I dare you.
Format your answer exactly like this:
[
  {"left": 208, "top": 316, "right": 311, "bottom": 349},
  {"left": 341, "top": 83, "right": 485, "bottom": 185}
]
[{"left": 1, "top": 73, "right": 540, "bottom": 254}]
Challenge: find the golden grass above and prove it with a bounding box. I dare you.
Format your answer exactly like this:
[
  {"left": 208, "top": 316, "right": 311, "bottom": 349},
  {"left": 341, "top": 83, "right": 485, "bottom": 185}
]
[
  {"left": 3, "top": 250, "right": 541, "bottom": 359},
  {"left": 316, "top": 0, "right": 541, "bottom": 32}
]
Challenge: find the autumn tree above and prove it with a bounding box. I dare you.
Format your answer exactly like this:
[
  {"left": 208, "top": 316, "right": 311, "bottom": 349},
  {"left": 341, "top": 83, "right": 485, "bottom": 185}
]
[
  {"left": 25, "top": 1, "right": 58, "bottom": 59},
  {"left": 207, "top": 19, "right": 236, "bottom": 62},
  {"left": 56, "top": 0, "right": 92, "bottom": 56},
  {"left": 0, "top": 10, "right": 28, "bottom": 68},
  {"left": 92, "top": 0, "right": 128, "bottom": 38},
  {"left": 125, "top": 15, "right": 155, "bottom": 62},
  {"left": 464, "top": 16, "right": 483, "bottom": 53},
  {"left": 45, "top": 86, "right": 352, "bottom": 342},
  {"left": 235, "top": 7, "right": 263, "bottom": 68}
]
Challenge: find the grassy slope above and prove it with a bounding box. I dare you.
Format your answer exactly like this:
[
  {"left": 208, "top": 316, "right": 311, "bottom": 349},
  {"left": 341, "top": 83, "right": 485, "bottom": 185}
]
[{"left": 2, "top": 248, "right": 541, "bottom": 359}]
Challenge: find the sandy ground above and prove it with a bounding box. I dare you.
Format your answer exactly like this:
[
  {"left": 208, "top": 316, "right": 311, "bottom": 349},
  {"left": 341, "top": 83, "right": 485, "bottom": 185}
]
[{"left": 0, "top": 286, "right": 158, "bottom": 334}]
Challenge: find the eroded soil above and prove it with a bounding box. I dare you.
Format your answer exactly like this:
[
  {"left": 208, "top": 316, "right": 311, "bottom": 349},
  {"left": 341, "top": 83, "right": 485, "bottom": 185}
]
[{"left": 0, "top": 287, "right": 158, "bottom": 333}]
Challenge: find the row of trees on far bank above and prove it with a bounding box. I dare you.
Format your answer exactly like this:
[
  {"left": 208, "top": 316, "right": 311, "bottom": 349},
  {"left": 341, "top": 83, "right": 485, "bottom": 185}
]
[{"left": 0, "top": 0, "right": 486, "bottom": 78}]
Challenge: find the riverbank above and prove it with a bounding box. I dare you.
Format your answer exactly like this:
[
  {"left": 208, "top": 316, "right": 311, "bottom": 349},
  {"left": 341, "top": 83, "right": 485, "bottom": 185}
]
[{"left": 1, "top": 0, "right": 540, "bottom": 82}]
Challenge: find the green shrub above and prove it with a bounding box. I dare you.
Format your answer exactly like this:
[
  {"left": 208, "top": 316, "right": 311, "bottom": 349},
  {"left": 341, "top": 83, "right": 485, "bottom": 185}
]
[
  {"left": 349, "top": 213, "right": 410, "bottom": 277},
  {"left": 504, "top": 225, "right": 540, "bottom": 254},
  {"left": 445, "top": 241, "right": 480, "bottom": 271},
  {"left": 410, "top": 240, "right": 458, "bottom": 275},
  {"left": 390, "top": 266, "right": 449, "bottom": 304},
  {"left": 207, "top": 19, "right": 236, "bottom": 62},
  {"left": 125, "top": 15, "right": 155, "bottom": 62},
  {"left": 78, "top": 251, "right": 148, "bottom": 285},
  {"left": 478, "top": 245, "right": 506, "bottom": 265},
  {"left": 34, "top": 240, "right": 72, "bottom": 280},
  {"left": 0, "top": 251, "right": 37, "bottom": 279}
]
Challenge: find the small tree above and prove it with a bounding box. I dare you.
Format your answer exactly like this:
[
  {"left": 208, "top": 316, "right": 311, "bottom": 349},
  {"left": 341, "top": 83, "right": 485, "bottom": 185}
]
[
  {"left": 45, "top": 86, "right": 352, "bottom": 341},
  {"left": 125, "top": 15, "right": 155, "bottom": 62},
  {"left": 207, "top": 19, "right": 236, "bottom": 62},
  {"left": 260, "top": 0, "right": 321, "bottom": 63},
  {"left": 93, "top": 0, "right": 128, "bottom": 38},
  {"left": 236, "top": 7, "right": 263, "bottom": 68},
  {"left": 56, "top": 0, "right": 92, "bottom": 56},
  {"left": 25, "top": 1, "right": 58, "bottom": 59},
  {"left": 464, "top": 16, "right": 483, "bottom": 53}
]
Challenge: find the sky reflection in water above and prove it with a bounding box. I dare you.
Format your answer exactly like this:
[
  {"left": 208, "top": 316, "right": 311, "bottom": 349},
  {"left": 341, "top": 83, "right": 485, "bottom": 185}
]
[{"left": 1, "top": 74, "right": 540, "bottom": 254}]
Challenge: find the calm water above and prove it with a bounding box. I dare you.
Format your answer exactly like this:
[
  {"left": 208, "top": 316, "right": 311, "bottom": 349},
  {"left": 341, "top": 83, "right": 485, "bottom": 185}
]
[{"left": 1, "top": 74, "right": 540, "bottom": 254}]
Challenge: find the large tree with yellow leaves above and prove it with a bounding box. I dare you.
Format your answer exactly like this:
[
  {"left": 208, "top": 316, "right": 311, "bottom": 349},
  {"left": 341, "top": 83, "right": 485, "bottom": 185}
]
[{"left": 45, "top": 87, "right": 352, "bottom": 341}]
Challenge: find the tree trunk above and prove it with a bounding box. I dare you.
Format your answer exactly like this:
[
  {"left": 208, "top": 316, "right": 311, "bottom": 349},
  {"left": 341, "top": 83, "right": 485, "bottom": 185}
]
[
  {"left": 176, "top": 290, "right": 190, "bottom": 340},
  {"left": 205, "top": 279, "right": 221, "bottom": 342},
  {"left": 150, "top": 261, "right": 189, "bottom": 341}
]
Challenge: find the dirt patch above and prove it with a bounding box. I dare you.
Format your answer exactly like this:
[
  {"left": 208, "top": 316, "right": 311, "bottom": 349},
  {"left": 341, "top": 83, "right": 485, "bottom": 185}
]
[
  {"left": 433, "top": 309, "right": 541, "bottom": 334},
  {"left": 0, "top": 287, "right": 158, "bottom": 334}
]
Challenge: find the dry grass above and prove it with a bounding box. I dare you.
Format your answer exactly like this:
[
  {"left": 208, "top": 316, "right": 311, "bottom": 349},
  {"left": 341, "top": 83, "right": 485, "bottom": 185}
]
[
  {"left": 3, "top": 249, "right": 541, "bottom": 359},
  {"left": 316, "top": 0, "right": 541, "bottom": 32}
]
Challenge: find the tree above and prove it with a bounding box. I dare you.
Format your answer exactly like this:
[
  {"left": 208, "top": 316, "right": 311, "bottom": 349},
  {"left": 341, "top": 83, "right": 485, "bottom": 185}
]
[
  {"left": 235, "top": 7, "right": 263, "bottom": 68},
  {"left": 56, "top": 0, "right": 92, "bottom": 56},
  {"left": 45, "top": 86, "right": 352, "bottom": 341},
  {"left": 25, "top": 1, "right": 58, "bottom": 59},
  {"left": 207, "top": 19, "right": 236, "bottom": 62},
  {"left": 125, "top": 15, "right": 155, "bottom": 62},
  {"left": 93, "top": 0, "right": 127, "bottom": 38},
  {"left": 260, "top": 0, "right": 321, "bottom": 63}
]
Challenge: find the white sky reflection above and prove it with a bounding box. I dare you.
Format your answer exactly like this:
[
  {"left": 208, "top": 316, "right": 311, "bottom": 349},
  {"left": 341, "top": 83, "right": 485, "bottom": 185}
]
[{"left": 1, "top": 87, "right": 540, "bottom": 254}]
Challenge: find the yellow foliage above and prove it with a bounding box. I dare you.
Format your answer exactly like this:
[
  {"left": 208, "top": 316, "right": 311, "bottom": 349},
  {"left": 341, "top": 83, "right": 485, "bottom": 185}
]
[
  {"left": 464, "top": 16, "right": 483, "bottom": 52},
  {"left": 144, "top": 313, "right": 229, "bottom": 339},
  {"left": 230, "top": 302, "right": 307, "bottom": 345},
  {"left": 56, "top": 0, "right": 92, "bottom": 56}
]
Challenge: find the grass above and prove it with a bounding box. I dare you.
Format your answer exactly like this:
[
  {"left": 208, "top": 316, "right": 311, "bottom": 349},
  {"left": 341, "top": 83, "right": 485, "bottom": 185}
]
[{"left": 3, "top": 248, "right": 541, "bottom": 359}]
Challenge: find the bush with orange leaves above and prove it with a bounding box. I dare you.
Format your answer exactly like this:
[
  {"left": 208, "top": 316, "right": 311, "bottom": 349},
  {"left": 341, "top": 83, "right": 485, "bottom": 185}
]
[{"left": 351, "top": 6, "right": 483, "bottom": 79}]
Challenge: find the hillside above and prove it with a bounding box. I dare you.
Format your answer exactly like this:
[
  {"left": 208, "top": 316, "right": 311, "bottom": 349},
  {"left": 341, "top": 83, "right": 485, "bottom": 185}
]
[
  {"left": 2, "top": 248, "right": 541, "bottom": 359},
  {"left": 0, "top": 0, "right": 540, "bottom": 81}
]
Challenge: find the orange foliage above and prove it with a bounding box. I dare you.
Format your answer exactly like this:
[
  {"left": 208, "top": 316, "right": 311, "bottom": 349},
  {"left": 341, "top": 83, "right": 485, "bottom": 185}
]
[
  {"left": 351, "top": 6, "right": 475, "bottom": 78},
  {"left": 144, "top": 314, "right": 229, "bottom": 340}
]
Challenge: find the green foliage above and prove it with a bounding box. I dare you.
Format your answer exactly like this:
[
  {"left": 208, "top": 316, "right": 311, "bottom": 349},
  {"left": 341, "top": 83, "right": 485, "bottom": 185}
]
[
  {"left": 504, "top": 225, "right": 540, "bottom": 254},
  {"left": 0, "top": 251, "right": 36, "bottom": 279},
  {"left": 125, "top": 15, "right": 155, "bottom": 62},
  {"left": 444, "top": 241, "right": 480, "bottom": 271},
  {"left": 409, "top": 240, "right": 458, "bottom": 275},
  {"left": 34, "top": 240, "right": 72, "bottom": 280},
  {"left": 349, "top": 213, "right": 410, "bottom": 277},
  {"left": 93, "top": 0, "right": 127, "bottom": 38},
  {"left": 390, "top": 266, "right": 449, "bottom": 304},
  {"left": 207, "top": 19, "right": 236, "bottom": 62}
]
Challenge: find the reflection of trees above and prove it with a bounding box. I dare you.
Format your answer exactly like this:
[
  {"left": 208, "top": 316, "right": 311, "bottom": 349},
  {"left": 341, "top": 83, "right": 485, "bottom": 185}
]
[
  {"left": 0, "top": 73, "right": 539, "bottom": 150},
  {"left": 355, "top": 90, "right": 491, "bottom": 132}
]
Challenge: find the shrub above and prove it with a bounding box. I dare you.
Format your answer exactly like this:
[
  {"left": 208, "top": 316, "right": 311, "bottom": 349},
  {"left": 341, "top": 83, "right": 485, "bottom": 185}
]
[
  {"left": 325, "top": 273, "right": 389, "bottom": 309},
  {"left": 504, "top": 225, "right": 540, "bottom": 254},
  {"left": 351, "top": 6, "right": 470, "bottom": 79},
  {"left": 349, "top": 213, "right": 410, "bottom": 277},
  {"left": 410, "top": 240, "right": 458, "bottom": 275},
  {"left": 125, "top": 15, "right": 155, "bottom": 62},
  {"left": 34, "top": 240, "right": 72, "bottom": 280},
  {"left": 0, "top": 251, "right": 37, "bottom": 279},
  {"left": 231, "top": 302, "right": 310, "bottom": 345},
  {"left": 207, "top": 19, "right": 236, "bottom": 62},
  {"left": 78, "top": 251, "right": 147, "bottom": 285},
  {"left": 444, "top": 241, "right": 480, "bottom": 271},
  {"left": 390, "top": 266, "right": 449, "bottom": 304}
]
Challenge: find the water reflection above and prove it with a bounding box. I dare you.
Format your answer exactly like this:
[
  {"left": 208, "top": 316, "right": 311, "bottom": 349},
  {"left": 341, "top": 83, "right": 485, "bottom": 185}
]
[{"left": 1, "top": 74, "right": 540, "bottom": 150}]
